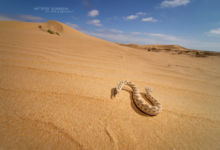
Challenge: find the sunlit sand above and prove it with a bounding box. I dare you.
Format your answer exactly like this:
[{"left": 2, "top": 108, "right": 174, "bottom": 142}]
[{"left": 0, "top": 20, "right": 220, "bottom": 150}]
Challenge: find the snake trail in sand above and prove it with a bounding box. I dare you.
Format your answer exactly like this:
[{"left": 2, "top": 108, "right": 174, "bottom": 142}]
[{"left": 113, "top": 80, "right": 162, "bottom": 116}]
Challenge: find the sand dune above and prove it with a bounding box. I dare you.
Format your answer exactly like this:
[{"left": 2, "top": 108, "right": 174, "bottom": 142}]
[
  {"left": 0, "top": 20, "right": 220, "bottom": 150},
  {"left": 118, "top": 43, "right": 220, "bottom": 57},
  {"left": 118, "top": 44, "right": 187, "bottom": 51}
]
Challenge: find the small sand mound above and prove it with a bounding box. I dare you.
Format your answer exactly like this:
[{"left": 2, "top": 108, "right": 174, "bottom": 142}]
[
  {"left": 39, "top": 20, "right": 64, "bottom": 35},
  {"left": 44, "top": 20, "right": 64, "bottom": 33}
]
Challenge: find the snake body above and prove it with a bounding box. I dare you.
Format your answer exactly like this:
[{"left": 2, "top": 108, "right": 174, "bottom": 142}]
[{"left": 113, "top": 80, "right": 162, "bottom": 116}]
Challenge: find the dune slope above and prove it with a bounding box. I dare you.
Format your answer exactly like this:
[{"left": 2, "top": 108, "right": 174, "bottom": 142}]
[{"left": 0, "top": 20, "right": 220, "bottom": 150}]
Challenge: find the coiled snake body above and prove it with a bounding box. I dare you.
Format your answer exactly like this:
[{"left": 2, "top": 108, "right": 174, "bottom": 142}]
[{"left": 113, "top": 81, "right": 162, "bottom": 116}]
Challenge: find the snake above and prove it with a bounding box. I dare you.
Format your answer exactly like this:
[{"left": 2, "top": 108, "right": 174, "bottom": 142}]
[{"left": 113, "top": 80, "right": 162, "bottom": 116}]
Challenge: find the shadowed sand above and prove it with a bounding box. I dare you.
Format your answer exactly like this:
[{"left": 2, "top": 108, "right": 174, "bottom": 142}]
[{"left": 0, "top": 20, "right": 220, "bottom": 150}]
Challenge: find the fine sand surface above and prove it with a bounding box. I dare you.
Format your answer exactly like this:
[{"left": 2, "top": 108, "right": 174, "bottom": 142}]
[{"left": 1, "top": 20, "right": 220, "bottom": 150}]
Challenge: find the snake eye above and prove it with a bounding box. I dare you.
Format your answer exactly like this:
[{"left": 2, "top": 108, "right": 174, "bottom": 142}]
[{"left": 145, "top": 87, "right": 152, "bottom": 92}]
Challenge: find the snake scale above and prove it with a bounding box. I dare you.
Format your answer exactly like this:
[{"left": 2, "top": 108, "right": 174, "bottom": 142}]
[{"left": 113, "top": 80, "right": 162, "bottom": 116}]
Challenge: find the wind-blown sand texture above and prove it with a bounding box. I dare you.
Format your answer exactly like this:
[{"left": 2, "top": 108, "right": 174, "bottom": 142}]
[{"left": 0, "top": 20, "right": 220, "bottom": 150}]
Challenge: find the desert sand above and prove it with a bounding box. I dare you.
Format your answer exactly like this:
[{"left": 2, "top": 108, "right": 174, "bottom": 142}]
[{"left": 0, "top": 20, "right": 220, "bottom": 150}]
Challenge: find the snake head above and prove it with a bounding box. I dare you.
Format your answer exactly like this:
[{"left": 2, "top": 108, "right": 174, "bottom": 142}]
[
  {"left": 113, "top": 88, "right": 118, "bottom": 97},
  {"left": 145, "top": 87, "right": 153, "bottom": 93}
]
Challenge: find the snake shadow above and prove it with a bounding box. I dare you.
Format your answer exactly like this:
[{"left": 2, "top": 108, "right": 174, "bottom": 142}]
[{"left": 110, "top": 87, "right": 150, "bottom": 117}]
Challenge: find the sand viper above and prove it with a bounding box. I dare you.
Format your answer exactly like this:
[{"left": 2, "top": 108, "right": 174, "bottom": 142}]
[{"left": 113, "top": 80, "right": 162, "bottom": 116}]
